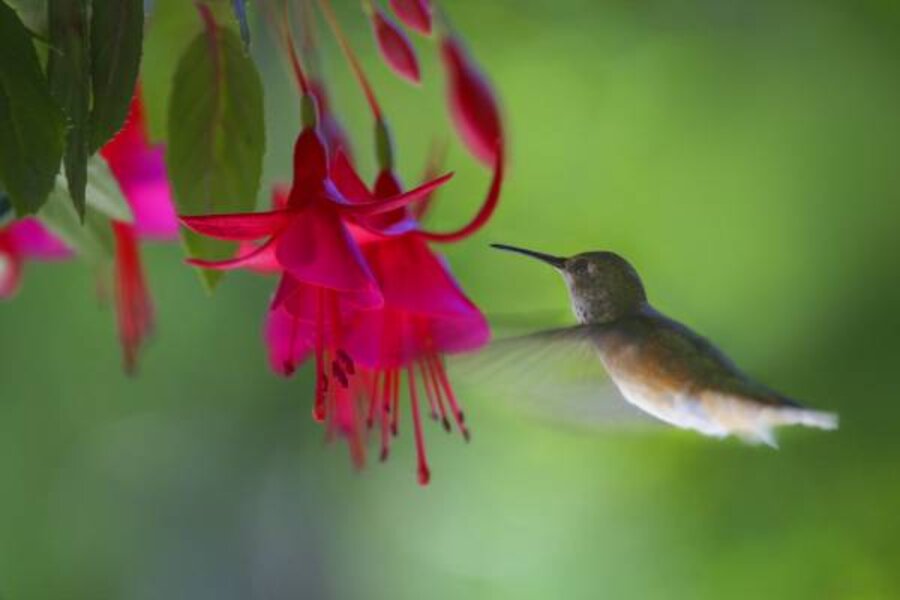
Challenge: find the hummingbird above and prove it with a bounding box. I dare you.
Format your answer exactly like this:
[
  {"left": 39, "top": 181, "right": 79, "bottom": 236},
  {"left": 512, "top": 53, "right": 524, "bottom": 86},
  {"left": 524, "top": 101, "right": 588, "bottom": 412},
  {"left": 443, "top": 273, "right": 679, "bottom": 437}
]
[{"left": 488, "top": 243, "right": 838, "bottom": 446}]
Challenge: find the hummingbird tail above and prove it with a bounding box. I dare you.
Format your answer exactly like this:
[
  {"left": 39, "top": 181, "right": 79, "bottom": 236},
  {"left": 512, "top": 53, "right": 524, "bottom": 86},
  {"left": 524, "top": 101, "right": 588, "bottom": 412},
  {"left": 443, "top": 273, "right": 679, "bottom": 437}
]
[{"left": 769, "top": 406, "right": 840, "bottom": 431}]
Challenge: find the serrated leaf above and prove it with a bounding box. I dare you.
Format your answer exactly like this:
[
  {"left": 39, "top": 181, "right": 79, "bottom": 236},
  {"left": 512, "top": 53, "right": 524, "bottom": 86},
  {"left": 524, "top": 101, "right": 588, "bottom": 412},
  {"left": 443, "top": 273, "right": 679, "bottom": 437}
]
[
  {"left": 0, "top": 1, "right": 66, "bottom": 216},
  {"left": 48, "top": 0, "right": 91, "bottom": 218},
  {"left": 167, "top": 23, "right": 265, "bottom": 290},
  {"left": 89, "top": 0, "right": 143, "bottom": 153}
]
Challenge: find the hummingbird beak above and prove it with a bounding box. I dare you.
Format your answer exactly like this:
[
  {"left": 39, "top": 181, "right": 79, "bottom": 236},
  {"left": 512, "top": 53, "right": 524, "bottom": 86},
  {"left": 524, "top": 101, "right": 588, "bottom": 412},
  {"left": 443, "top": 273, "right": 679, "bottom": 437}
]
[{"left": 491, "top": 244, "right": 567, "bottom": 269}]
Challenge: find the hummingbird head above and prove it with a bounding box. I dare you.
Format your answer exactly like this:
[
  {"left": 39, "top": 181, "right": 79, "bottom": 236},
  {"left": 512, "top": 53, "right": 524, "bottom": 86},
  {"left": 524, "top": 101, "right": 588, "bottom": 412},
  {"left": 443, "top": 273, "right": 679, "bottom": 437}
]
[{"left": 491, "top": 244, "right": 647, "bottom": 324}]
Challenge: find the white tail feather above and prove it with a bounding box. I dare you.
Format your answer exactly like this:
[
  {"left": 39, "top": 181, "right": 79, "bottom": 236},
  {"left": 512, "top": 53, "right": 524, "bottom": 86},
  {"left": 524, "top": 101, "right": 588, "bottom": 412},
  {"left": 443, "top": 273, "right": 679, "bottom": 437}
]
[{"left": 768, "top": 407, "right": 839, "bottom": 431}]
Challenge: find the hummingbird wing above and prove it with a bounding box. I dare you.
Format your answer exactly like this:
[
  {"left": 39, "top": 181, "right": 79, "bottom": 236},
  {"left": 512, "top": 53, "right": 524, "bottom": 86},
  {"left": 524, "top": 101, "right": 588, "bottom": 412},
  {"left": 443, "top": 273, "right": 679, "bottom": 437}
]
[
  {"left": 594, "top": 309, "right": 839, "bottom": 445},
  {"left": 450, "top": 324, "right": 661, "bottom": 431}
]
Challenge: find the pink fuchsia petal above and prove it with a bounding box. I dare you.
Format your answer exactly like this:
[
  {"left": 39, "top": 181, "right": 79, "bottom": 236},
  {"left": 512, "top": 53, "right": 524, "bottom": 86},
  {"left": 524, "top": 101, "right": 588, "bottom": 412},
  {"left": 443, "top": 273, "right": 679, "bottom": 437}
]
[
  {"left": 273, "top": 273, "right": 377, "bottom": 322},
  {"left": 265, "top": 301, "right": 314, "bottom": 376},
  {"left": 429, "top": 307, "right": 491, "bottom": 355},
  {"left": 112, "top": 222, "right": 155, "bottom": 375},
  {"left": 330, "top": 149, "right": 372, "bottom": 204},
  {"left": 352, "top": 169, "right": 419, "bottom": 237},
  {"left": 275, "top": 205, "right": 382, "bottom": 309},
  {"left": 179, "top": 210, "right": 292, "bottom": 241},
  {"left": 366, "top": 234, "right": 483, "bottom": 317},
  {"left": 371, "top": 10, "right": 421, "bottom": 84},
  {"left": 440, "top": 36, "right": 503, "bottom": 166},
  {"left": 337, "top": 172, "right": 454, "bottom": 215},
  {"left": 418, "top": 142, "right": 504, "bottom": 243},
  {"left": 101, "top": 92, "right": 178, "bottom": 240},
  {"left": 7, "top": 218, "right": 71, "bottom": 259},
  {"left": 236, "top": 241, "right": 282, "bottom": 274},
  {"left": 389, "top": 0, "right": 431, "bottom": 35},
  {"left": 187, "top": 237, "right": 279, "bottom": 271}
]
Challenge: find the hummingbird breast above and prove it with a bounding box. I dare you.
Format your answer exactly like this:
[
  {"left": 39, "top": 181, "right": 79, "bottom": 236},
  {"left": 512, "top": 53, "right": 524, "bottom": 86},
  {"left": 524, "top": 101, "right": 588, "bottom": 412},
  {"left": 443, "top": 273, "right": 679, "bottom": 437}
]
[{"left": 590, "top": 308, "right": 837, "bottom": 444}]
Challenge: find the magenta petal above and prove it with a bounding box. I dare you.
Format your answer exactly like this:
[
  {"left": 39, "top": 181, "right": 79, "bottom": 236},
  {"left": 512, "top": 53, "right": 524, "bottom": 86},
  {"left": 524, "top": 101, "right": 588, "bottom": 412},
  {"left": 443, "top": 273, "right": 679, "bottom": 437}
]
[
  {"left": 180, "top": 210, "right": 291, "bottom": 240},
  {"left": 265, "top": 303, "right": 314, "bottom": 376},
  {"left": 187, "top": 237, "right": 279, "bottom": 271},
  {"left": 237, "top": 241, "right": 282, "bottom": 274},
  {"left": 7, "top": 218, "right": 71, "bottom": 259},
  {"left": 338, "top": 172, "right": 453, "bottom": 215},
  {"left": 372, "top": 10, "right": 421, "bottom": 84},
  {"left": 389, "top": 0, "right": 432, "bottom": 35},
  {"left": 101, "top": 92, "right": 178, "bottom": 240},
  {"left": 368, "top": 235, "right": 481, "bottom": 316},
  {"left": 330, "top": 149, "right": 372, "bottom": 204},
  {"left": 275, "top": 206, "right": 382, "bottom": 309},
  {"left": 113, "top": 153, "right": 179, "bottom": 240}
]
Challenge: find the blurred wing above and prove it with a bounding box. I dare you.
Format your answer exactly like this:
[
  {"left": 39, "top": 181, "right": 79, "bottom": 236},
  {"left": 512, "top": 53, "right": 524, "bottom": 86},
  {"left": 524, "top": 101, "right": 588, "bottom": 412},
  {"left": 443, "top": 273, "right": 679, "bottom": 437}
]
[{"left": 450, "top": 325, "right": 660, "bottom": 431}]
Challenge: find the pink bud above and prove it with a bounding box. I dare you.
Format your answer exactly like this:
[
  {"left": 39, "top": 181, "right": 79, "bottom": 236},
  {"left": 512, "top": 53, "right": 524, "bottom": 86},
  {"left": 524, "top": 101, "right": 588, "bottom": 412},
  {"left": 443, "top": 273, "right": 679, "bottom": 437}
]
[
  {"left": 388, "top": 0, "right": 432, "bottom": 35},
  {"left": 440, "top": 36, "right": 502, "bottom": 166},
  {"left": 371, "top": 10, "right": 421, "bottom": 84}
]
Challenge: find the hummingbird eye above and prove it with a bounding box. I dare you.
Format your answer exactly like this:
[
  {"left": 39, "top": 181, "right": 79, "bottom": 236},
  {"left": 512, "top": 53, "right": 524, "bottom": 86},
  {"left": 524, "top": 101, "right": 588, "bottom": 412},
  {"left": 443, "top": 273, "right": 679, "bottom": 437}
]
[{"left": 571, "top": 258, "right": 589, "bottom": 273}]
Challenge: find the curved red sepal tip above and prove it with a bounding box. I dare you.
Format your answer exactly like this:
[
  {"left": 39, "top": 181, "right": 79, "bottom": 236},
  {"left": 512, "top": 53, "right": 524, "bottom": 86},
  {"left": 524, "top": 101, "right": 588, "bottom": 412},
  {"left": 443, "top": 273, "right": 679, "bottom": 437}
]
[
  {"left": 389, "top": 0, "right": 432, "bottom": 36},
  {"left": 186, "top": 238, "right": 278, "bottom": 271},
  {"left": 418, "top": 143, "right": 504, "bottom": 243},
  {"left": 372, "top": 10, "right": 421, "bottom": 84}
]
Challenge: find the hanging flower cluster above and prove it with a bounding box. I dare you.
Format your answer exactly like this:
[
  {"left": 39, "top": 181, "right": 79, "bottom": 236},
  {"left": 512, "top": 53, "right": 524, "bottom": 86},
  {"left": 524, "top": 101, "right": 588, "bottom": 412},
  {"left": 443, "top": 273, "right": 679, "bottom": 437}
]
[
  {"left": 0, "top": 90, "right": 176, "bottom": 373},
  {"left": 0, "top": 0, "right": 502, "bottom": 485},
  {"left": 183, "top": 0, "right": 505, "bottom": 484}
]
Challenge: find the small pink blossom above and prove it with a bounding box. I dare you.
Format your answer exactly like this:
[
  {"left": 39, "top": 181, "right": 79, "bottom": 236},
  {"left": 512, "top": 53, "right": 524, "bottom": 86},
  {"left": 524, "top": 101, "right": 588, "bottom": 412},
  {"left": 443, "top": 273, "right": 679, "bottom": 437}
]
[{"left": 0, "top": 218, "right": 71, "bottom": 298}]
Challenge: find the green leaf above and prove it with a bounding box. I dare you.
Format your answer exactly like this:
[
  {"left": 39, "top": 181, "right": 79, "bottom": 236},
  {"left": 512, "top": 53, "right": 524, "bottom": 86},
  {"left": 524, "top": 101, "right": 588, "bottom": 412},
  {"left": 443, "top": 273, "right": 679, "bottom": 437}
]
[
  {"left": 141, "top": 0, "right": 236, "bottom": 143},
  {"left": 4, "top": 0, "right": 48, "bottom": 38},
  {"left": 89, "top": 0, "right": 143, "bottom": 153},
  {"left": 0, "top": 1, "right": 66, "bottom": 216},
  {"left": 84, "top": 157, "right": 132, "bottom": 222},
  {"left": 167, "top": 22, "right": 265, "bottom": 290},
  {"left": 0, "top": 187, "right": 13, "bottom": 227},
  {"left": 47, "top": 0, "right": 90, "bottom": 218}
]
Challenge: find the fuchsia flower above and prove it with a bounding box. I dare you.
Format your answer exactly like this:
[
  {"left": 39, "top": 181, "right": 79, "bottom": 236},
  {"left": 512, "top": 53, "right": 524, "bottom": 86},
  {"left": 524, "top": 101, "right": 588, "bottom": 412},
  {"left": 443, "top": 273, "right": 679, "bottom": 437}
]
[
  {"left": 180, "top": 119, "right": 452, "bottom": 428},
  {"left": 0, "top": 218, "right": 71, "bottom": 298},
  {"left": 332, "top": 157, "right": 491, "bottom": 484},
  {"left": 101, "top": 90, "right": 178, "bottom": 373},
  {"left": 184, "top": 0, "right": 505, "bottom": 483}
]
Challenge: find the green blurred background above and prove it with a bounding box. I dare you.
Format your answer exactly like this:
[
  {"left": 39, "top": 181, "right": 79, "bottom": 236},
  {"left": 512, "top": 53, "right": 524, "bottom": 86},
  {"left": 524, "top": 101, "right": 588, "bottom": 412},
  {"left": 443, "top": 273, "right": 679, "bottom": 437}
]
[{"left": 2, "top": 0, "right": 900, "bottom": 598}]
